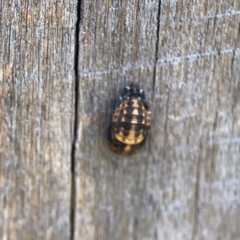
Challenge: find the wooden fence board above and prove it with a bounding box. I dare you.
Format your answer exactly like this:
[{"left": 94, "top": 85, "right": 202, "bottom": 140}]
[{"left": 0, "top": 1, "right": 76, "bottom": 239}]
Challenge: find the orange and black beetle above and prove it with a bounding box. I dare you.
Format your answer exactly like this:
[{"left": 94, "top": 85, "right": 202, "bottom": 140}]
[{"left": 108, "top": 85, "right": 151, "bottom": 155}]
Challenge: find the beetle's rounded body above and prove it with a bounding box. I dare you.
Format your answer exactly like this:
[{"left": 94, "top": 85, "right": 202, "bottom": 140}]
[{"left": 108, "top": 86, "right": 151, "bottom": 155}]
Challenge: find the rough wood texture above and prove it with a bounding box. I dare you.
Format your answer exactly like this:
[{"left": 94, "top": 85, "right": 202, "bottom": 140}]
[
  {"left": 1, "top": 0, "right": 240, "bottom": 239},
  {"left": 0, "top": 1, "right": 76, "bottom": 239},
  {"left": 76, "top": 1, "right": 240, "bottom": 240}
]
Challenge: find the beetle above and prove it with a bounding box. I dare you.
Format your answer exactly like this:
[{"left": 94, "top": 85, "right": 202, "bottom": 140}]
[{"left": 108, "top": 85, "right": 151, "bottom": 155}]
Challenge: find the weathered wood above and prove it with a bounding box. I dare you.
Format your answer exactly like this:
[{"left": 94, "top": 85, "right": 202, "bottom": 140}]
[
  {"left": 1, "top": 0, "right": 240, "bottom": 239},
  {"left": 76, "top": 1, "right": 240, "bottom": 240},
  {"left": 0, "top": 1, "right": 76, "bottom": 239}
]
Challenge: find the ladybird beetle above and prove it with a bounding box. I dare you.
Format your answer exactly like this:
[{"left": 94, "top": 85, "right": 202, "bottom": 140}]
[{"left": 108, "top": 85, "right": 151, "bottom": 155}]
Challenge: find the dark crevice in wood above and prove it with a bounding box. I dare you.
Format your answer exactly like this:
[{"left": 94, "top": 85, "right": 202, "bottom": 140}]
[
  {"left": 152, "top": 0, "right": 161, "bottom": 101},
  {"left": 210, "top": 81, "right": 219, "bottom": 189},
  {"left": 191, "top": 142, "right": 202, "bottom": 240},
  {"left": 231, "top": 49, "right": 235, "bottom": 77},
  {"left": 70, "top": 0, "right": 82, "bottom": 239}
]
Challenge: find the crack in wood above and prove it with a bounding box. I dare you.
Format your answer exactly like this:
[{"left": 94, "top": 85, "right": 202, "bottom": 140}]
[
  {"left": 152, "top": 0, "right": 161, "bottom": 101},
  {"left": 70, "top": 0, "right": 82, "bottom": 239}
]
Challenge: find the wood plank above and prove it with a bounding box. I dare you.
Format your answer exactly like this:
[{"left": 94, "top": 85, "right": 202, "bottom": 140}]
[
  {"left": 0, "top": 1, "right": 76, "bottom": 239},
  {"left": 75, "top": 1, "right": 240, "bottom": 239},
  {"left": 75, "top": 0, "right": 160, "bottom": 238}
]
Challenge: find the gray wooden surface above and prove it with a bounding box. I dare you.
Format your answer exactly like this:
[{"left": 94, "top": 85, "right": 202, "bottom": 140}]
[
  {"left": 75, "top": 1, "right": 240, "bottom": 240},
  {"left": 0, "top": 1, "right": 76, "bottom": 239},
  {"left": 1, "top": 0, "right": 240, "bottom": 240}
]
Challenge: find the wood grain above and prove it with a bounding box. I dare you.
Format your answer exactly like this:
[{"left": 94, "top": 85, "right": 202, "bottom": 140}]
[
  {"left": 0, "top": 1, "right": 76, "bottom": 239},
  {"left": 75, "top": 1, "right": 240, "bottom": 240},
  {"left": 1, "top": 0, "right": 240, "bottom": 239}
]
